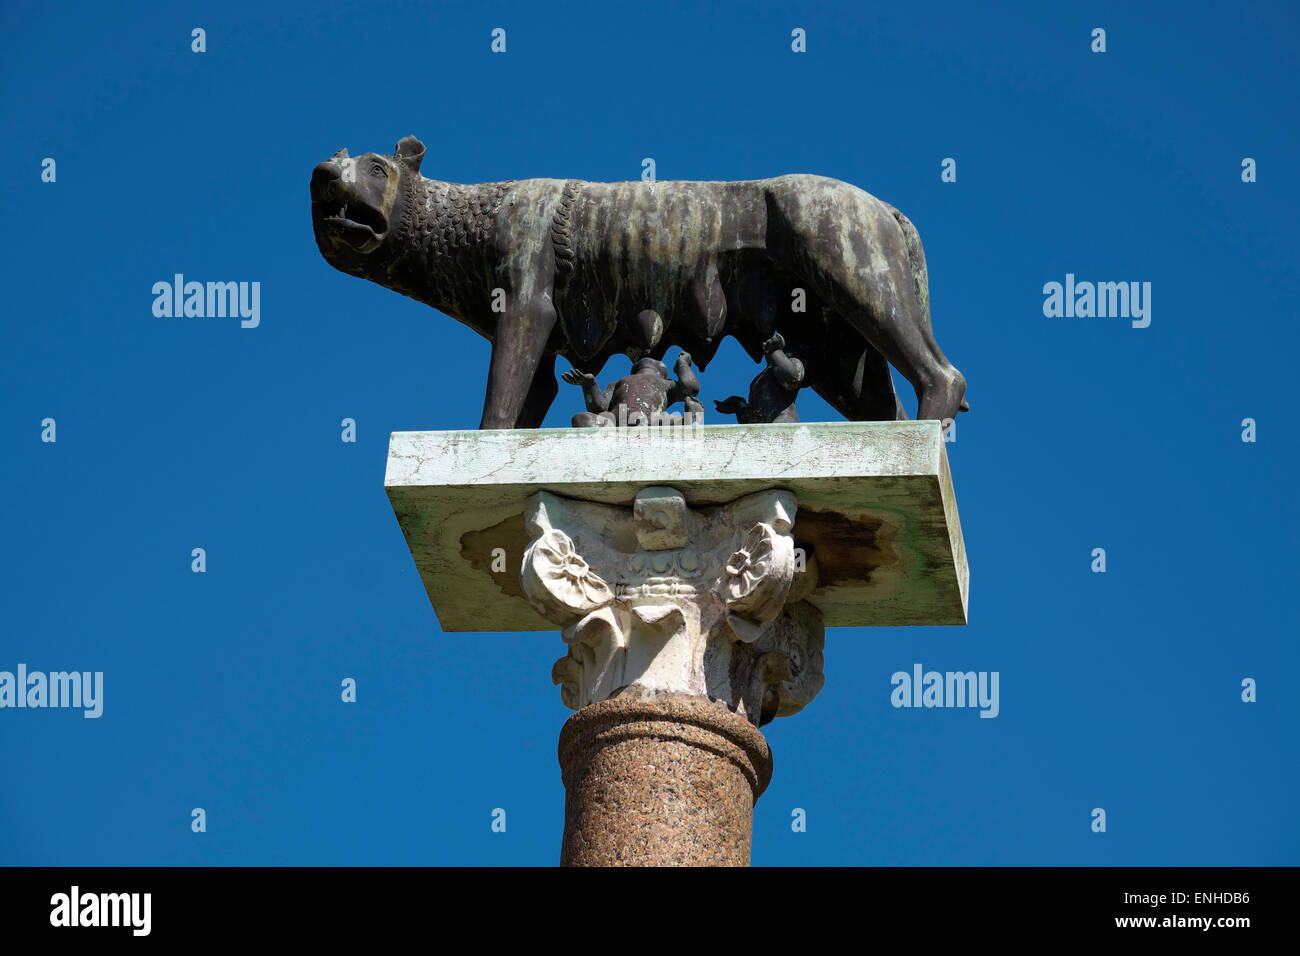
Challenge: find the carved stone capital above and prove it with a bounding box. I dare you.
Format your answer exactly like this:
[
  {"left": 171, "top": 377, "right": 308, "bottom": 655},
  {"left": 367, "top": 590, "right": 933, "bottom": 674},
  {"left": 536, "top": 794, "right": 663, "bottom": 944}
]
[{"left": 522, "top": 486, "right": 824, "bottom": 726}]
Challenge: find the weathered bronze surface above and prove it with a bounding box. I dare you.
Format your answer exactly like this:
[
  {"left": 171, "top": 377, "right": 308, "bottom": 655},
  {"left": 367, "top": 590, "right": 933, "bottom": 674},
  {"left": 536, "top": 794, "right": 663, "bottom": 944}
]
[
  {"left": 561, "top": 354, "right": 702, "bottom": 427},
  {"left": 311, "top": 136, "right": 967, "bottom": 428},
  {"left": 714, "top": 333, "right": 807, "bottom": 424}
]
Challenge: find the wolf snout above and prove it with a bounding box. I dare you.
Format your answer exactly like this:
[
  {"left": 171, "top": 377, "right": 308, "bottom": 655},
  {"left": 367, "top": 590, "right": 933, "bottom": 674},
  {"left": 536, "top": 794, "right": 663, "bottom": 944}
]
[{"left": 310, "top": 161, "right": 342, "bottom": 201}]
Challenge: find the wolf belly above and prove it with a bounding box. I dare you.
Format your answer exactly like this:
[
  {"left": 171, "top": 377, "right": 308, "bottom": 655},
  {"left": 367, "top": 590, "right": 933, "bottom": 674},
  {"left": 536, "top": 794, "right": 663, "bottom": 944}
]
[{"left": 556, "top": 180, "right": 768, "bottom": 358}]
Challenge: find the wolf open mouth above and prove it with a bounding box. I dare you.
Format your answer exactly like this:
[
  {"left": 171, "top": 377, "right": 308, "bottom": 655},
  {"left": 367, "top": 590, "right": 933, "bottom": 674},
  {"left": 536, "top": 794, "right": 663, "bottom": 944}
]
[{"left": 317, "top": 198, "right": 387, "bottom": 243}]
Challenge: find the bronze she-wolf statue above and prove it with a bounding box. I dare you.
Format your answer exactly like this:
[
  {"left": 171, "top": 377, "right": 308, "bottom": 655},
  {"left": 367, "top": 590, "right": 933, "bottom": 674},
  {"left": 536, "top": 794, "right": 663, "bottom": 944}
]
[{"left": 310, "top": 135, "right": 967, "bottom": 428}]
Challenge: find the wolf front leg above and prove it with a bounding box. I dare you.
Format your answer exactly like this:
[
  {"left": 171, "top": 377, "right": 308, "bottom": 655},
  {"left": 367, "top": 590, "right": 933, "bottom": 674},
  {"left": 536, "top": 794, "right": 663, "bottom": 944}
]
[
  {"left": 480, "top": 294, "right": 560, "bottom": 429},
  {"left": 515, "top": 353, "right": 559, "bottom": 429}
]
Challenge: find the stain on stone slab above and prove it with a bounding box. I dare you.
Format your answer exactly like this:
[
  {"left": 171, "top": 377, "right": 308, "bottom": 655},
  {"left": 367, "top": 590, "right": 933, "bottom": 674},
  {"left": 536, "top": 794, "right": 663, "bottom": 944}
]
[
  {"left": 792, "top": 508, "right": 898, "bottom": 589},
  {"left": 461, "top": 513, "right": 529, "bottom": 599}
]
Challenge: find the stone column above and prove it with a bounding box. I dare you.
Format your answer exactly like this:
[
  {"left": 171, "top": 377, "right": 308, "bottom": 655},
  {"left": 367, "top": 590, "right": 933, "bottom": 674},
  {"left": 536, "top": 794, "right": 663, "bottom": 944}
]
[
  {"left": 557, "top": 695, "right": 771, "bottom": 866},
  {"left": 385, "top": 420, "right": 969, "bottom": 868},
  {"left": 520, "top": 486, "right": 825, "bottom": 866}
]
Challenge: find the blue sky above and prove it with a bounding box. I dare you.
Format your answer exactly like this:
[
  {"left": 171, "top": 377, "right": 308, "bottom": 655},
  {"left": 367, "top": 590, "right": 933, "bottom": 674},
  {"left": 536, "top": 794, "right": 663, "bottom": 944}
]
[{"left": 1, "top": 0, "right": 1297, "bottom": 865}]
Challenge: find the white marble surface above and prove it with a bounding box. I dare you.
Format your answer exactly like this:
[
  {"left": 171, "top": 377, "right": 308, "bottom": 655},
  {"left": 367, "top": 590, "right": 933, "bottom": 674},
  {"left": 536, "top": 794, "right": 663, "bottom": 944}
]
[{"left": 385, "top": 420, "right": 967, "bottom": 631}]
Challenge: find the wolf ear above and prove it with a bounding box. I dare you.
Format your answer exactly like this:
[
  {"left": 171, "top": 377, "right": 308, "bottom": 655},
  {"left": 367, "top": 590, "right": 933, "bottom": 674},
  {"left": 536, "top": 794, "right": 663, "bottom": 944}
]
[{"left": 394, "top": 136, "right": 425, "bottom": 173}]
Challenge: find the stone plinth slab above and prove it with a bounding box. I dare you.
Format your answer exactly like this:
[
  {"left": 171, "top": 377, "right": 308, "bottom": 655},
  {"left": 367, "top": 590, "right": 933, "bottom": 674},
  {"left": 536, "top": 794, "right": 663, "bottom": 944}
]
[{"left": 385, "top": 420, "right": 967, "bottom": 630}]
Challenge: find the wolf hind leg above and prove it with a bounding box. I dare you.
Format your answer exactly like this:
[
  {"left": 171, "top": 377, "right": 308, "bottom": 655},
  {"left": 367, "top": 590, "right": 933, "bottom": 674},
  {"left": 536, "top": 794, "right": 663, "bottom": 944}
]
[{"left": 794, "top": 249, "right": 964, "bottom": 422}]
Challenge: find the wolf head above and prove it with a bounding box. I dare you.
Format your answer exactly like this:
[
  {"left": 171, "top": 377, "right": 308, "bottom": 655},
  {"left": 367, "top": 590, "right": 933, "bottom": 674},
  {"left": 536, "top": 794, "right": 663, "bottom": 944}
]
[{"left": 310, "top": 136, "right": 426, "bottom": 273}]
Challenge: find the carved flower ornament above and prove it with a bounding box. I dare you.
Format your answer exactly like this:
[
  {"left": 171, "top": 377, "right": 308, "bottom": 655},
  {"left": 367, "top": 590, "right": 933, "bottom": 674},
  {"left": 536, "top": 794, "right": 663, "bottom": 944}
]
[
  {"left": 526, "top": 529, "right": 614, "bottom": 612},
  {"left": 723, "top": 525, "right": 775, "bottom": 601}
]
